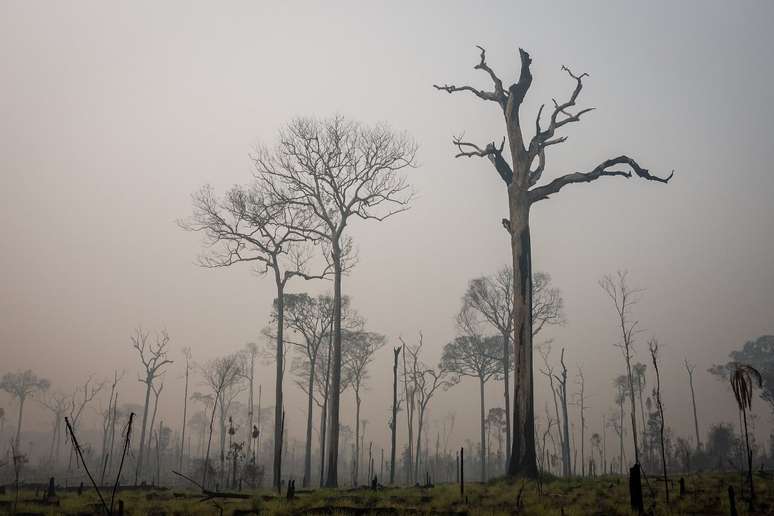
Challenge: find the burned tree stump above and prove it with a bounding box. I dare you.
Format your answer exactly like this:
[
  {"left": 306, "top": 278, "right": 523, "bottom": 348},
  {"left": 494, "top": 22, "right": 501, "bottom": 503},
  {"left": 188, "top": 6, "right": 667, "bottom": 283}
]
[
  {"left": 629, "top": 463, "right": 643, "bottom": 513},
  {"left": 728, "top": 485, "right": 737, "bottom": 516},
  {"left": 460, "top": 447, "right": 465, "bottom": 499},
  {"left": 679, "top": 477, "right": 685, "bottom": 497}
]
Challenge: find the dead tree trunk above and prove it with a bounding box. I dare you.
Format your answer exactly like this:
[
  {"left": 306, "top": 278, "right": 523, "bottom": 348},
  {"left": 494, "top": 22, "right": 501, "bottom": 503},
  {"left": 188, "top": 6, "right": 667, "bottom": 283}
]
[
  {"left": 434, "top": 46, "right": 671, "bottom": 477},
  {"left": 684, "top": 358, "right": 701, "bottom": 451},
  {"left": 390, "top": 346, "right": 401, "bottom": 484}
]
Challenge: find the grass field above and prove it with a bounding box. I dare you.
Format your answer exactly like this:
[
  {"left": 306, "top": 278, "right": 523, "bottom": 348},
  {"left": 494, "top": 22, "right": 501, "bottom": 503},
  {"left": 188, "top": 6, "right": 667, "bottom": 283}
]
[{"left": 1, "top": 472, "right": 771, "bottom": 515}]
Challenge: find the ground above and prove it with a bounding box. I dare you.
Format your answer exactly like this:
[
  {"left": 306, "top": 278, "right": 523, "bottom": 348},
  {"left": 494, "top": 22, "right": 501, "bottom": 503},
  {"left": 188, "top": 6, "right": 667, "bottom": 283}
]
[{"left": 1, "top": 473, "right": 772, "bottom": 515}]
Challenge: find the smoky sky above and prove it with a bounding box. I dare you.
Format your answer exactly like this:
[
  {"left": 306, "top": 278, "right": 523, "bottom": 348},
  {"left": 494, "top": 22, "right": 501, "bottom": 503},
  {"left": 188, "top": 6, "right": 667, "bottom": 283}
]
[{"left": 1, "top": 1, "right": 773, "bottom": 453}]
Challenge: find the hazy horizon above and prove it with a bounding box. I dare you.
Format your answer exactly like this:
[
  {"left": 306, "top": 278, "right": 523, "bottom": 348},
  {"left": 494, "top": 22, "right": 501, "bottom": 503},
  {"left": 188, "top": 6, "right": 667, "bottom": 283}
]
[{"left": 1, "top": 0, "right": 773, "bottom": 473}]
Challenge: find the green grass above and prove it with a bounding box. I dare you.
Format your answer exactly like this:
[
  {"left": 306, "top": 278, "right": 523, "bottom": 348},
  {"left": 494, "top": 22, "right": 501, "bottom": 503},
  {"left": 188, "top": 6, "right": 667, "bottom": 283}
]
[{"left": 1, "top": 472, "right": 771, "bottom": 515}]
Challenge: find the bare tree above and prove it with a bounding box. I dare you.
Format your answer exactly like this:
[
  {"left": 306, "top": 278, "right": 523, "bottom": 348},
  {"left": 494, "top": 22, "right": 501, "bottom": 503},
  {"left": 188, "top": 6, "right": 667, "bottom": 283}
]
[
  {"left": 576, "top": 368, "right": 588, "bottom": 477},
  {"left": 132, "top": 327, "right": 172, "bottom": 484},
  {"left": 179, "top": 347, "right": 192, "bottom": 471},
  {"left": 0, "top": 370, "right": 50, "bottom": 452},
  {"left": 401, "top": 332, "right": 456, "bottom": 482},
  {"left": 98, "top": 370, "right": 124, "bottom": 482},
  {"left": 434, "top": 46, "right": 671, "bottom": 476},
  {"left": 389, "top": 345, "right": 401, "bottom": 485},
  {"left": 600, "top": 271, "right": 643, "bottom": 466},
  {"left": 462, "top": 268, "right": 564, "bottom": 468},
  {"left": 538, "top": 343, "right": 569, "bottom": 476},
  {"left": 555, "top": 349, "right": 571, "bottom": 477},
  {"left": 684, "top": 358, "right": 702, "bottom": 451},
  {"left": 344, "top": 330, "right": 385, "bottom": 486},
  {"left": 441, "top": 310, "right": 503, "bottom": 482},
  {"left": 253, "top": 116, "right": 417, "bottom": 487},
  {"left": 648, "top": 339, "right": 669, "bottom": 504},
  {"left": 39, "top": 391, "right": 69, "bottom": 465},
  {"left": 612, "top": 375, "right": 628, "bottom": 473},
  {"left": 399, "top": 335, "right": 418, "bottom": 484},
  {"left": 241, "top": 343, "right": 257, "bottom": 465},
  {"left": 182, "top": 181, "right": 329, "bottom": 490},
  {"left": 147, "top": 381, "right": 164, "bottom": 454},
  {"left": 284, "top": 293, "right": 331, "bottom": 487},
  {"left": 199, "top": 354, "right": 242, "bottom": 490}
]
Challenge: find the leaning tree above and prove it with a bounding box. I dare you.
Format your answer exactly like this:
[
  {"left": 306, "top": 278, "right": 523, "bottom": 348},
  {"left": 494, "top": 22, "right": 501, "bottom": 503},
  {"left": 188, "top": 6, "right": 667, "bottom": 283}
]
[
  {"left": 434, "top": 46, "right": 672, "bottom": 476},
  {"left": 254, "top": 116, "right": 417, "bottom": 487}
]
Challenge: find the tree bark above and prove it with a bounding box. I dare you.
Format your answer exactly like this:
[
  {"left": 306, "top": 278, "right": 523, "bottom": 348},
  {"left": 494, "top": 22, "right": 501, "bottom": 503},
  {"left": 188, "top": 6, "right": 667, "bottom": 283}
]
[
  {"left": 354, "top": 390, "right": 361, "bottom": 486},
  {"left": 303, "top": 358, "right": 315, "bottom": 487},
  {"left": 507, "top": 196, "right": 536, "bottom": 477},
  {"left": 390, "top": 346, "right": 400, "bottom": 484},
  {"left": 479, "top": 377, "right": 487, "bottom": 482},
  {"left": 14, "top": 396, "right": 25, "bottom": 452},
  {"left": 502, "top": 330, "right": 511, "bottom": 470},
  {"left": 687, "top": 364, "right": 701, "bottom": 450},
  {"left": 325, "top": 242, "right": 343, "bottom": 487},
  {"left": 273, "top": 274, "right": 285, "bottom": 490},
  {"left": 135, "top": 377, "right": 152, "bottom": 484}
]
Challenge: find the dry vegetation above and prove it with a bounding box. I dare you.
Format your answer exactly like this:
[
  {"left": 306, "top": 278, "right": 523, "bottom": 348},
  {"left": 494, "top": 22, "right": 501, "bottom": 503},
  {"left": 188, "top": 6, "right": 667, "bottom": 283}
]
[{"left": 3, "top": 472, "right": 773, "bottom": 515}]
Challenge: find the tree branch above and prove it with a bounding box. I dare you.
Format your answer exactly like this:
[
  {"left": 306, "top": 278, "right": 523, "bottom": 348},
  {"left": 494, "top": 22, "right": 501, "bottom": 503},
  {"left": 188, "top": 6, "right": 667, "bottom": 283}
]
[
  {"left": 433, "top": 46, "right": 508, "bottom": 109},
  {"left": 529, "top": 155, "right": 674, "bottom": 203},
  {"left": 451, "top": 135, "right": 513, "bottom": 185}
]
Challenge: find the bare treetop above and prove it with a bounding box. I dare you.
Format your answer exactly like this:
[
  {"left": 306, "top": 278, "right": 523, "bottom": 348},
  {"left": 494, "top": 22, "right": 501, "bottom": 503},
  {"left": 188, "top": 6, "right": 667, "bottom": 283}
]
[
  {"left": 132, "top": 327, "right": 173, "bottom": 381},
  {"left": 435, "top": 47, "right": 672, "bottom": 202},
  {"left": 181, "top": 183, "right": 328, "bottom": 281},
  {"left": 253, "top": 116, "right": 417, "bottom": 232}
]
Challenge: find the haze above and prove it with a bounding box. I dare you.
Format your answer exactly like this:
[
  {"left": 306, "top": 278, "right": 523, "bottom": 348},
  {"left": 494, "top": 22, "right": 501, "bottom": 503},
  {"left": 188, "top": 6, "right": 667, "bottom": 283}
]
[{"left": 1, "top": 0, "right": 773, "bottom": 480}]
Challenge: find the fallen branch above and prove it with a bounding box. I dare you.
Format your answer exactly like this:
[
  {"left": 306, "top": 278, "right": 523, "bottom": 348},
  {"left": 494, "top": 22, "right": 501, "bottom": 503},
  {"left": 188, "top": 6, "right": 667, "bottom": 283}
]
[{"left": 65, "top": 416, "right": 109, "bottom": 514}]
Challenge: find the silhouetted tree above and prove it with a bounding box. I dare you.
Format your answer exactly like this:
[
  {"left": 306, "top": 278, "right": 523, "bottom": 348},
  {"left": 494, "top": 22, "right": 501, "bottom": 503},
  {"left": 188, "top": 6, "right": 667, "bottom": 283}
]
[
  {"left": 434, "top": 46, "right": 671, "bottom": 477},
  {"left": 442, "top": 311, "right": 503, "bottom": 482},
  {"left": 131, "top": 327, "right": 172, "bottom": 484},
  {"left": 344, "top": 330, "right": 385, "bottom": 486},
  {"left": 253, "top": 116, "right": 417, "bottom": 486},
  {"left": 648, "top": 339, "right": 668, "bottom": 504},
  {"left": 711, "top": 336, "right": 774, "bottom": 415},
  {"left": 683, "top": 358, "right": 702, "bottom": 451},
  {"left": 729, "top": 363, "right": 762, "bottom": 506},
  {"left": 1, "top": 370, "right": 50, "bottom": 451},
  {"left": 200, "top": 354, "right": 242, "bottom": 490},
  {"left": 179, "top": 347, "right": 192, "bottom": 471},
  {"left": 183, "top": 179, "right": 330, "bottom": 490},
  {"left": 600, "top": 271, "right": 643, "bottom": 466},
  {"left": 402, "top": 333, "right": 456, "bottom": 481}
]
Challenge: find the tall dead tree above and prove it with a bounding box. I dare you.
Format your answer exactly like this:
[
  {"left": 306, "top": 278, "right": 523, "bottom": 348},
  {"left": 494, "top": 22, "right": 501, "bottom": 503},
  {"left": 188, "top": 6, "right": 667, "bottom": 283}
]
[
  {"left": 254, "top": 116, "right": 417, "bottom": 487},
  {"left": 179, "top": 347, "right": 192, "bottom": 471},
  {"left": 576, "top": 368, "right": 588, "bottom": 477},
  {"left": 182, "top": 181, "right": 329, "bottom": 490},
  {"left": 199, "top": 354, "right": 242, "bottom": 490},
  {"left": 132, "top": 327, "right": 172, "bottom": 484},
  {"left": 39, "top": 391, "right": 69, "bottom": 465},
  {"left": 648, "top": 339, "right": 668, "bottom": 504},
  {"left": 434, "top": 46, "right": 671, "bottom": 476},
  {"left": 600, "top": 271, "right": 643, "bottom": 466},
  {"left": 403, "top": 332, "right": 456, "bottom": 481},
  {"left": 242, "top": 343, "right": 258, "bottom": 465},
  {"left": 344, "top": 330, "right": 385, "bottom": 486},
  {"left": 390, "top": 345, "right": 401, "bottom": 484},
  {"left": 442, "top": 308, "right": 503, "bottom": 482},
  {"left": 556, "top": 349, "right": 571, "bottom": 477},
  {"left": 684, "top": 358, "right": 702, "bottom": 450}
]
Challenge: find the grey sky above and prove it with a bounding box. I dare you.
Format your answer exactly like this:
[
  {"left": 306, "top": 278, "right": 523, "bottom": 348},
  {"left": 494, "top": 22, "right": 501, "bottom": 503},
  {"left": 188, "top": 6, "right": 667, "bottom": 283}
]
[{"left": 1, "top": 1, "right": 773, "bottom": 454}]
